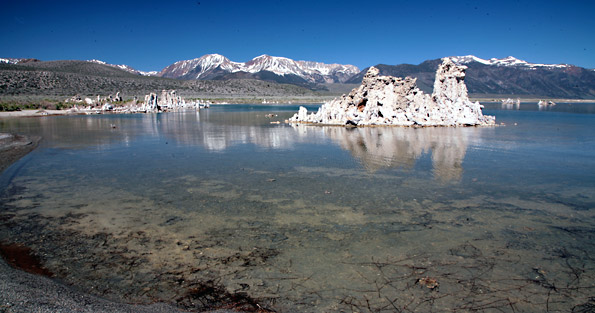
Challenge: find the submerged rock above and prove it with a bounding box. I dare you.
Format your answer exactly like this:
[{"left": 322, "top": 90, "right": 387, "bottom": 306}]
[{"left": 289, "top": 58, "right": 495, "bottom": 127}]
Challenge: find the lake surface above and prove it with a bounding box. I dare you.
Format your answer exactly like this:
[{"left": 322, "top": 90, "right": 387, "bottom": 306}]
[{"left": 0, "top": 103, "right": 594, "bottom": 312}]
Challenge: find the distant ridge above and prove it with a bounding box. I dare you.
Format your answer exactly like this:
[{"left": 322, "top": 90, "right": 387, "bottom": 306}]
[
  {"left": 346, "top": 56, "right": 595, "bottom": 99},
  {"left": 87, "top": 59, "right": 158, "bottom": 76}
]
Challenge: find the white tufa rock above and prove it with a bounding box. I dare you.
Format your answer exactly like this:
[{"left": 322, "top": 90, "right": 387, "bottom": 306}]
[
  {"left": 140, "top": 90, "right": 209, "bottom": 112},
  {"left": 158, "top": 89, "right": 186, "bottom": 109},
  {"left": 289, "top": 58, "right": 495, "bottom": 127},
  {"left": 143, "top": 92, "right": 159, "bottom": 112}
]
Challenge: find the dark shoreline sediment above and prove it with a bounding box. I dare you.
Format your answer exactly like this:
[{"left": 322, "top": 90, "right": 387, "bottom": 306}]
[
  {"left": 0, "top": 133, "right": 188, "bottom": 312},
  {"left": 0, "top": 256, "right": 184, "bottom": 313}
]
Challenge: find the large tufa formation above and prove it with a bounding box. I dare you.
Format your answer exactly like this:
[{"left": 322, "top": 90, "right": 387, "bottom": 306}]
[
  {"left": 142, "top": 90, "right": 187, "bottom": 112},
  {"left": 289, "top": 58, "right": 495, "bottom": 126},
  {"left": 140, "top": 90, "right": 211, "bottom": 112},
  {"left": 158, "top": 89, "right": 186, "bottom": 108}
]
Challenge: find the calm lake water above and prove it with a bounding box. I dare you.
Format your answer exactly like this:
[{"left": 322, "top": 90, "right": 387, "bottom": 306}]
[{"left": 1, "top": 103, "right": 594, "bottom": 312}]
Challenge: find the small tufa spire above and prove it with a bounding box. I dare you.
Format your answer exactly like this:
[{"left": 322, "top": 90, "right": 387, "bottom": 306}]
[{"left": 364, "top": 66, "right": 380, "bottom": 79}]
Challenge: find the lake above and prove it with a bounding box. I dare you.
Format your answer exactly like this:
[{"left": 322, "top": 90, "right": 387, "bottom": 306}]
[{"left": 0, "top": 102, "right": 594, "bottom": 312}]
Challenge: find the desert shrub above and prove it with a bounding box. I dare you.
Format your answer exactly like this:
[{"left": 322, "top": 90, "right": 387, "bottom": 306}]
[{"left": 0, "top": 103, "right": 22, "bottom": 111}]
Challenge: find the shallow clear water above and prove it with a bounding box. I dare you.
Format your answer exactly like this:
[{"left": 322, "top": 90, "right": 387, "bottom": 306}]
[{"left": 1, "top": 103, "right": 594, "bottom": 312}]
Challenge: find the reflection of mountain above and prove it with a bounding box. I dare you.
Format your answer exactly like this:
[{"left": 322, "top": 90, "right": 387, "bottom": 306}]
[{"left": 292, "top": 125, "right": 480, "bottom": 182}]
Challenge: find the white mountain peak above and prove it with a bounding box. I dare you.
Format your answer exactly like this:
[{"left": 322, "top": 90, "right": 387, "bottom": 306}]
[{"left": 199, "top": 53, "right": 229, "bottom": 62}]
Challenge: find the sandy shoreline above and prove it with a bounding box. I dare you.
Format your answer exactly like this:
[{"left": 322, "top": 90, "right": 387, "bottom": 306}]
[
  {"left": 0, "top": 256, "right": 184, "bottom": 313},
  {"left": 0, "top": 109, "right": 73, "bottom": 118},
  {"left": 0, "top": 133, "right": 234, "bottom": 312}
]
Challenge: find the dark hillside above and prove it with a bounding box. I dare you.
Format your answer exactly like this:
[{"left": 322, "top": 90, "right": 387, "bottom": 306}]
[
  {"left": 0, "top": 61, "right": 319, "bottom": 99},
  {"left": 0, "top": 61, "right": 140, "bottom": 78}
]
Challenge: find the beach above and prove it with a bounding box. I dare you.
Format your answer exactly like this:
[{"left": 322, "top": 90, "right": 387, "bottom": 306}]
[{"left": 0, "top": 132, "right": 190, "bottom": 312}]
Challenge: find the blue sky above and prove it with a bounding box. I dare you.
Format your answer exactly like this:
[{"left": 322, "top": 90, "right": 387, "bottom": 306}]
[{"left": 1, "top": 0, "right": 593, "bottom": 71}]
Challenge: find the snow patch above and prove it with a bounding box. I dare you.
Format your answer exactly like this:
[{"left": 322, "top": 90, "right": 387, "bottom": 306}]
[{"left": 88, "top": 59, "right": 107, "bottom": 65}]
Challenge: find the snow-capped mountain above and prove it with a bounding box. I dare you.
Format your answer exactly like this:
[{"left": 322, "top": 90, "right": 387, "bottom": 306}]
[
  {"left": 1, "top": 58, "right": 40, "bottom": 64},
  {"left": 158, "top": 54, "right": 240, "bottom": 79},
  {"left": 158, "top": 54, "right": 360, "bottom": 84},
  {"left": 0, "top": 58, "right": 22, "bottom": 64},
  {"left": 346, "top": 55, "right": 595, "bottom": 99},
  {"left": 87, "top": 59, "right": 157, "bottom": 76},
  {"left": 450, "top": 55, "right": 569, "bottom": 69}
]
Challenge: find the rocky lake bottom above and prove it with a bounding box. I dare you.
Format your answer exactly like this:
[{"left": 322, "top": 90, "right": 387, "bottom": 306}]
[{"left": 0, "top": 103, "right": 594, "bottom": 312}]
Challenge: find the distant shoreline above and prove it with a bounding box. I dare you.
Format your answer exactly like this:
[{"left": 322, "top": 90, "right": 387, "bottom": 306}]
[
  {"left": 1, "top": 98, "right": 595, "bottom": 119},
  {"left": 470, "top": 97, "right": 595, "bottom": 103},
  {"left": 0, "top": 98, "right": 595, "bottom": 119}
]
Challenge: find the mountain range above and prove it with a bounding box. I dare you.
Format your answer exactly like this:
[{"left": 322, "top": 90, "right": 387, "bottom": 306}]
[
  {"left": 2, "top": 54, "right": 594, "bottom": 99},
  {"left": 157, "top": 54, "right": 360, "bottom": 86},
  {"left": 0, "top": 59, "right": 320, "bottom": 100},
  {"left": 346, "top": 55, "right": 595, "bottom": 99}
]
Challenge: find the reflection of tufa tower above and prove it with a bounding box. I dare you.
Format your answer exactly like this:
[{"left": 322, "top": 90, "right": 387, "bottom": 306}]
[{"left": 315, "top": 126, "right": 478, "bottom": 182}]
